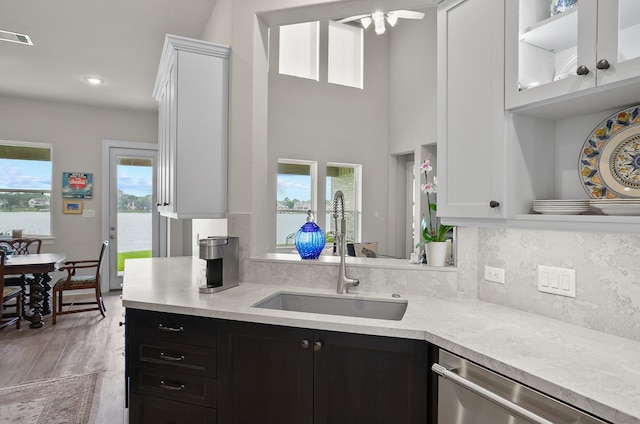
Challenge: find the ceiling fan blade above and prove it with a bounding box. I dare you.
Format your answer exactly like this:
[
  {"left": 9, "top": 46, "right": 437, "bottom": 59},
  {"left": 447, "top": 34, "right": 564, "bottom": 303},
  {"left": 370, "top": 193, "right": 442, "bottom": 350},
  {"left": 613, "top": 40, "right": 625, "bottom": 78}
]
[
  {"left": 389, "top": 10, "right": 425, "bottom": 20},
  {"left": 335, "top": 14, "right": 370, "bottom": 24}
]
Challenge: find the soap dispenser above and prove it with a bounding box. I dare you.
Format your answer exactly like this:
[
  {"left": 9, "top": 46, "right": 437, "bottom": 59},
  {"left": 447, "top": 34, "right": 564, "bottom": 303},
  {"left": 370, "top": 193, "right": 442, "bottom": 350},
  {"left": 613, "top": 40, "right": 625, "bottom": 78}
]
[{"left": 294, "top": 210, "right": 326, "bottom": 259}]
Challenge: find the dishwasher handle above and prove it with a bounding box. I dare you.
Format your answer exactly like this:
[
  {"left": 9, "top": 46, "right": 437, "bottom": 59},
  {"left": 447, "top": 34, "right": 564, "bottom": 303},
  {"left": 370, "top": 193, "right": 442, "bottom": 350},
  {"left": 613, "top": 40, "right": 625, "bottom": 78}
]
[{"left": 432, "top": 363, "right": 555, "bottom": 424}]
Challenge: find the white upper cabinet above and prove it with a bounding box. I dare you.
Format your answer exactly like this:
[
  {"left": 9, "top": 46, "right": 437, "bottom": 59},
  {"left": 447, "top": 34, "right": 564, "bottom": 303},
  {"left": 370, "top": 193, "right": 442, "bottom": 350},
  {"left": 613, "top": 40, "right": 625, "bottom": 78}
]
[
  {"left": 437, "top": 0, "right": 506, "bottom": 222},
  {"left": 506, "top": 0, "right": 640, "bottom": 111},
  {"left": 153, "top": 35, "right": 230, "bottom": 219}
]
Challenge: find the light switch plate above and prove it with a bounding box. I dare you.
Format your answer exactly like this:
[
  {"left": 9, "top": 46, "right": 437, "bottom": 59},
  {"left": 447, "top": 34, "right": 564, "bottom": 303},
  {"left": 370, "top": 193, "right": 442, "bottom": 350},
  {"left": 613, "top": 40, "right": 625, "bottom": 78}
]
[{"left": 537, "top": 265, "right": 576, "bottom": 298}]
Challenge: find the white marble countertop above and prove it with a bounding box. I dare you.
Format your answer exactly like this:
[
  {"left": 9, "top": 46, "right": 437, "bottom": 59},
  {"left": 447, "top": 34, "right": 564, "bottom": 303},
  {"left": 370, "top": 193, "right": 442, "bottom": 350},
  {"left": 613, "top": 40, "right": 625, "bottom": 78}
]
[{"left": 122, "top": 256, "right": 640, "bottom": 424}]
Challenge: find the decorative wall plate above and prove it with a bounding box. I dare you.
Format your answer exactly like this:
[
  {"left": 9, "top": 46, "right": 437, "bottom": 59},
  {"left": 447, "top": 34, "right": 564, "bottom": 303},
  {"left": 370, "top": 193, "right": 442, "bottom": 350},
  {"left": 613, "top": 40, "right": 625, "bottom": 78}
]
[{"left": 579, "top": 104, "right": 640, "bottom": 198}]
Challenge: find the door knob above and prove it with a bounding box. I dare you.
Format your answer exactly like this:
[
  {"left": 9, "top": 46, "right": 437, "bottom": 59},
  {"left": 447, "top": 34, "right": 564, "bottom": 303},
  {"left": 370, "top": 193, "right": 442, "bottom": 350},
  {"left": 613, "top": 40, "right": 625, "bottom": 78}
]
[
  {"left": 576, "top": 65, "right": 589, "bottom": 75},
  {"left": 596, "top": 59, "right": 610, "bottom": 70},
  {"left": 489, "top": 200, "right": 500, "bottom": 208}
]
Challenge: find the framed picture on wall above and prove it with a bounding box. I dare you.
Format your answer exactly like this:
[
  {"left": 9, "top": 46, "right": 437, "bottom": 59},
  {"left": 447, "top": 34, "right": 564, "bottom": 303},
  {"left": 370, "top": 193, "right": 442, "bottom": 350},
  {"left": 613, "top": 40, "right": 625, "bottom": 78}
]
[
  {"left": 62, "top": 172, "right": 93, "bottom": 199},
  {"left": 63, "top": 199, "right": 83, "bottom": 214}
]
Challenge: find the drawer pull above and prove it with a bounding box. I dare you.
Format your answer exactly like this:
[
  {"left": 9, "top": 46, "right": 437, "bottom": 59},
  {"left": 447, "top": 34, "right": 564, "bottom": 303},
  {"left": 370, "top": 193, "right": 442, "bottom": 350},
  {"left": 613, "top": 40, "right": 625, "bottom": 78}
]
[
  {"left": 160, "top": 352, "right": 185, "bottom": 362},
  {"left": 159, "top": 380, "right": 185, "bottom": 391},
  {"left": 157, "top": 324, "right": 184, "bottom": 333}
]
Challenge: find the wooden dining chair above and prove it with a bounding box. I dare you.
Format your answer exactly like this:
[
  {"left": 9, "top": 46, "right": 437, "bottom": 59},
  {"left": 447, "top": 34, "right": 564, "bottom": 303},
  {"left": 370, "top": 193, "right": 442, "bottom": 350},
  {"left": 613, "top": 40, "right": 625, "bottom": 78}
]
[
  {"left": 0, "top": 251, "right": 22, "bottom": 331},
  {"left": 0, "top": 238, "right": 43, "bottom": 256},
  {"left": 52, "top": 240, "right": 108, "bottom": 325},
  {"left": 0, "top": 238, "right": 43, "bottom": 316}
]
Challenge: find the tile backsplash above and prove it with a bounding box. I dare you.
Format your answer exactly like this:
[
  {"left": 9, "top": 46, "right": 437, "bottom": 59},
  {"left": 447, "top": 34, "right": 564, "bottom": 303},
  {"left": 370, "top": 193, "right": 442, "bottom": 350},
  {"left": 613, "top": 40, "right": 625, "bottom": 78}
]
[
  {"left": 228, "top": 213, "right": 640, "bottom": 341},
  {"left": 478, "top": 227, "right": 640, "bottom": 342}
]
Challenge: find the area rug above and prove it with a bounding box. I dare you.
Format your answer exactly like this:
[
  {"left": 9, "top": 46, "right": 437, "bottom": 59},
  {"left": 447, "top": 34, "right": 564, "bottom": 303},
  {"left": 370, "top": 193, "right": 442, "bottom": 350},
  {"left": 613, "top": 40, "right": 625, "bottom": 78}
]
[{"left": 0, "top": 372, "right": 100, "bottom": 424}]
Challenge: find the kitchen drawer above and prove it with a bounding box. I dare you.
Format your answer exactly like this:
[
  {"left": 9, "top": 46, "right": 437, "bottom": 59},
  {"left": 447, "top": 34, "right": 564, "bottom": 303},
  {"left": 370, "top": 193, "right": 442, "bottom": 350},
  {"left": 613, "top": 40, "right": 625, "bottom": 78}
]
[
  {"left": 134, "top": 339, "right": 216, "bottom": 377},
  {"left": 132, "top": 366, "right": 216, "bottom": 407},
  {"left": 129, "top": 393, "right": 216, "bottom": 424},
  {"left": 128, "top": 308, "right": 217, "bottom": 348}
]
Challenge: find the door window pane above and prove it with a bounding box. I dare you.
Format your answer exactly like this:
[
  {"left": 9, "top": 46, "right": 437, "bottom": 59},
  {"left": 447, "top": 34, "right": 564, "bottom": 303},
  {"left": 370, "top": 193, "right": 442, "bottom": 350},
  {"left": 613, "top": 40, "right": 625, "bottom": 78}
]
[
  {"left": 517, "top": 0, "right": 579, "bottom": 90},
  {"left": 618, "top": 0, "right": 640, "bottom": 63},
  {"left": 0, "top": 141, "right": 52, "bottom": 236},
  {"left": 117, "top": 157, "right": 153, "bottom": 273}
]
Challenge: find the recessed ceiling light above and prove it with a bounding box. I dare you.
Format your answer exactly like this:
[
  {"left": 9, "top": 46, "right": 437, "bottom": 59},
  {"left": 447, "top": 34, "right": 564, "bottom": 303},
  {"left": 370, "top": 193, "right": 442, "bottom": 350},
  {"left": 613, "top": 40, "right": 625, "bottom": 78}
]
[{"left": 85, "top": 77, "right": 104, "bottom": 85}]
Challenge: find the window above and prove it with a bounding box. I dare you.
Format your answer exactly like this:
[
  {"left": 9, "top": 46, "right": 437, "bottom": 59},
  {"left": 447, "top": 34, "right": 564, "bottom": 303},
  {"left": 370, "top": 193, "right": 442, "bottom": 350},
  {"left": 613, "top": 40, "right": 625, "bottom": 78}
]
[
  {"left": 0, "top": 141, "right": 52, "bottom": 236},
  {"left": 326, "top": 163, "right": 361, "bottom": 243},
  {"left": 276, "top": 160, "right": 317, "bottom": 247},
  {"left": 276, "top": 160, "right": 361, "bottom": 251},
  {"left": 279, "top": 21, "right": 320, "bottom": 81},
  {"left": 328, "top": 21, "right": 364, "bottom": 89}
]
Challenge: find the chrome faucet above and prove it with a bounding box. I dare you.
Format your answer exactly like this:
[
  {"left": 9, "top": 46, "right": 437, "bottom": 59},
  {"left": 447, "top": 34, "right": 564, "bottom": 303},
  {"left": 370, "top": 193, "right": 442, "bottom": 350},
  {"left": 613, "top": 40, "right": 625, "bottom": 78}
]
[{"left": 332, "top": 190, "right": 359, "bottom": 294}]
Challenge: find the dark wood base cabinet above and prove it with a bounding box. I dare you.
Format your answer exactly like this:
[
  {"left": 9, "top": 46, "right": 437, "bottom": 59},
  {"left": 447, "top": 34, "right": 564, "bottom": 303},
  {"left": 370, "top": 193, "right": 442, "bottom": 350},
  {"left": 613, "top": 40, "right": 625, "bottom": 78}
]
[
  {"left": 217, "top": 321, "right": 429, "bottom": 424},
  {"left": 127, "top": 309, "right": 430, "bottom": 424},
  {"left": 129, "top": 394, "right": 217, "bottom": 424},
  {"left": 126, "top": 309, "right": 218, "bottom": 424}
]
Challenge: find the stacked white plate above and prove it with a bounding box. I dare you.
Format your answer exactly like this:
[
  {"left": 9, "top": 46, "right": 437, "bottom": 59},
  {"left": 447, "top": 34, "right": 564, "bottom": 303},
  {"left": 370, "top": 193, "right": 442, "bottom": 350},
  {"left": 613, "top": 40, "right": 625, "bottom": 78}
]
[
  {"left": 532, "top": 200, "right": 591, "bottom": 215},
  {"left": 589, "top": 199, "right": 640, "bottom": 216}
]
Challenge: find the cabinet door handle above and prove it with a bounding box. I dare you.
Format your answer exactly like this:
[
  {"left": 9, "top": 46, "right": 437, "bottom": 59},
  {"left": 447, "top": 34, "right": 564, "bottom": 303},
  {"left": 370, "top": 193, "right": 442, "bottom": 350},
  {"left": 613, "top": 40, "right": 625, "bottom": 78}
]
[
  {"left": 160, "top": 352, "right": 185, "bottom": 362},
  {"left": 576, "top": 65, "right": 589, "bottom": 75},
  {"left": 301, "top": 339, "right": 310, "bottom": 349},
  {"left": 596, "top": 59, "right": 610, "bottom": 70},
  {"left": 157, "top": 324, "right": 184, "bottom": 333},
  {"left": 489, "top": 200, "right": 500, "bottom": 208},
  {"left": 159, "top": 380, "right": 185, "bottom": 391},
  {"left": 313, "top": 340, "right": 324, "bottom": 352}
]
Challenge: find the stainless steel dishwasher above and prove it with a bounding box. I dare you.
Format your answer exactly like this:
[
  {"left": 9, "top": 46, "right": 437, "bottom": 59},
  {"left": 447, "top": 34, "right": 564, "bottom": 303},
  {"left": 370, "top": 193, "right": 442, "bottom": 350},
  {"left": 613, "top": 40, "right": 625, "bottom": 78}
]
[{"left": 431, "top": 349, "right": 608, "bottom": 424}]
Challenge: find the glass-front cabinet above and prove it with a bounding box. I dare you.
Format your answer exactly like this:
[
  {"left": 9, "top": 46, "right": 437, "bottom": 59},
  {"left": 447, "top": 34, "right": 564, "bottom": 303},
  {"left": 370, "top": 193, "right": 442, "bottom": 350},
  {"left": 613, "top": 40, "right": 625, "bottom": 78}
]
[{"left": 506, "top": 0, "right": 640, "bottom": 109}]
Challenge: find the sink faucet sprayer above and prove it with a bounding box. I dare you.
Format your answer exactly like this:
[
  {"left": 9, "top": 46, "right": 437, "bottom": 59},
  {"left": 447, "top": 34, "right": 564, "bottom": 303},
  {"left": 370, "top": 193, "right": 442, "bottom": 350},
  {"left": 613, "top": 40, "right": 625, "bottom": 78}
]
[{"left": 332, "top": 190, "right": 359, "bottom": 294}]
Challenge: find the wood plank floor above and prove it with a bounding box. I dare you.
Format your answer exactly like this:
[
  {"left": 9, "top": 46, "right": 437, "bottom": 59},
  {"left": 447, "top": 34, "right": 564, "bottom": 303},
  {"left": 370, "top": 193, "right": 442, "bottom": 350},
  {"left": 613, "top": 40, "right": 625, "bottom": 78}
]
[{"left": 0, "top": 291, "right": 126, "bottom": 423}]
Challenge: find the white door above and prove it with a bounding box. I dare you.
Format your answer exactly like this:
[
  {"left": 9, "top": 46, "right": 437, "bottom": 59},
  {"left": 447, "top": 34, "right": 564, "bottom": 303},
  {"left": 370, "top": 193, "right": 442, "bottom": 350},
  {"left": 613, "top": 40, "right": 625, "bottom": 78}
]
[{"left": 103, "top": 141, "right": 165, "bottom": 291}]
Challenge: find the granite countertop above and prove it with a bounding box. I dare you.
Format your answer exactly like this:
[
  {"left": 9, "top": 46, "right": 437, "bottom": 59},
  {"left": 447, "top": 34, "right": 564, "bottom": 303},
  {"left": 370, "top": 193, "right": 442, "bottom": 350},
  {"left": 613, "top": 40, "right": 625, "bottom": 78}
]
[{"left": 122, "top": 256, "right": 640, "bottom": 424}]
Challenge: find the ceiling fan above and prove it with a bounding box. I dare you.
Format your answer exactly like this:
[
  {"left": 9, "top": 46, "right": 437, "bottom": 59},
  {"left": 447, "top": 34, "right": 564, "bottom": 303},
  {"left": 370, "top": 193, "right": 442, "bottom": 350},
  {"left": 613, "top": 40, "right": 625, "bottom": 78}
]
[{"left": 336, "top": 10, "right": 425, "bottom": 35}]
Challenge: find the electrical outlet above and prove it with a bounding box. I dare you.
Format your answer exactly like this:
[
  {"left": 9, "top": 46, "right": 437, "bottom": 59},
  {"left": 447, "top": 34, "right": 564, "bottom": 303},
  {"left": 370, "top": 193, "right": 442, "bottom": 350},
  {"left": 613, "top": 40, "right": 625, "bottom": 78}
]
[
  {"left": 537, "top": 265, "right": 576, "bottom": 298},
  {"left": 484, "top": 266, "right": 505, "bottom": 284}
]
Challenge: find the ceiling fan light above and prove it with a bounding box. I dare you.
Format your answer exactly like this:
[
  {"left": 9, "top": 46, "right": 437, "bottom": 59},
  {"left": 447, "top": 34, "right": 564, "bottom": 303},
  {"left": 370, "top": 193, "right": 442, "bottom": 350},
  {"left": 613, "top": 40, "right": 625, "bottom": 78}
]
[
  {"left": 361, "top": 16, "right": 372, "bottom": 29},
  {"left": 372, "top": 11, "right": 386, "bottom": 35},
  {"left": 386, "top": 13, "right": 398, "bottom": 27}
]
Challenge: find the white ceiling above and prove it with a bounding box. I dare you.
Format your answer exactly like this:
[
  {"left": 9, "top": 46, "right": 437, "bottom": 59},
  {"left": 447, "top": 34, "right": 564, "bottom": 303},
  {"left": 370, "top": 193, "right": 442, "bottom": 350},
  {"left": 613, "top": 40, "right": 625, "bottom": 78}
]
[{"left": 0, "top": 0, "right": 218, "bottom": 112}]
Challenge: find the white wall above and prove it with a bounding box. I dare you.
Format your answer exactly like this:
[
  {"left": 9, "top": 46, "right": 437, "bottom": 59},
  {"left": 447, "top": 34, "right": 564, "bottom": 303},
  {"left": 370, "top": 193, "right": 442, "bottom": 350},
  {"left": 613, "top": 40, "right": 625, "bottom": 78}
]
[
  {"left": 389, "top": 7, "right": 437, "bottom": 154},
  {"left": 267, "top": 23, "right": 391, "bottom": 253},
  {"left": 0, "top": 96, "right": 157, "bottom": 278}
]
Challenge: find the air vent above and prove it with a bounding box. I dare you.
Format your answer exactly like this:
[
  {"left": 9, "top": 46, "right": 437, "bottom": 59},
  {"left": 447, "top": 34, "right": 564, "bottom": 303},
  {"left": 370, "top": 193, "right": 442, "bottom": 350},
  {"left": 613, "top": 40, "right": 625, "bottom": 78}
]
[{"left": 0, "top": 29, "right": 33, "bottom": 46}]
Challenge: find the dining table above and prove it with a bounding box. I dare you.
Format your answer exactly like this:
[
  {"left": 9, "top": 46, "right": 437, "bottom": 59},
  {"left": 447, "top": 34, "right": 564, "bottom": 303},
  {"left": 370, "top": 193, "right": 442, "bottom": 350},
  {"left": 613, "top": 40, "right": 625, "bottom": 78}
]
[{"left": 4, "top": 253, "right": 66, "bottom": 328}]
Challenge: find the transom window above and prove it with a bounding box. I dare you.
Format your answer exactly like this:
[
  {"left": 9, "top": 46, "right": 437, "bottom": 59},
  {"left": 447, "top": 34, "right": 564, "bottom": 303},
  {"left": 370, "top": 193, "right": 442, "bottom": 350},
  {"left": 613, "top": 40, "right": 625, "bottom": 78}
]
[
  {"left": 0, "top": 140, "right": 53, "bottom": 236},
  {"left": 277, "top": 20, "right": 364, "bottom": 89}
]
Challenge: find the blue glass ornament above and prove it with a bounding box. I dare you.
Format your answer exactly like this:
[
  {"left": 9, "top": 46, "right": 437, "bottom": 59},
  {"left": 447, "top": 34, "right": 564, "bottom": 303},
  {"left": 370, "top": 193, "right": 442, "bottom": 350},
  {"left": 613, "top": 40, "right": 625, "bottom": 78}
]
[{"left": 295, "top": 210, "right": 326, "bottom": 259}]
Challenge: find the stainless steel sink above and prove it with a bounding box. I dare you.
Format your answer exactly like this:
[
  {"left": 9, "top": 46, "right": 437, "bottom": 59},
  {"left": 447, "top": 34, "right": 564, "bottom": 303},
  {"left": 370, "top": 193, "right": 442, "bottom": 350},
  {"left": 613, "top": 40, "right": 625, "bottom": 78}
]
[{"left": 252, "top": 292, "right": 407, "bottom": 321}]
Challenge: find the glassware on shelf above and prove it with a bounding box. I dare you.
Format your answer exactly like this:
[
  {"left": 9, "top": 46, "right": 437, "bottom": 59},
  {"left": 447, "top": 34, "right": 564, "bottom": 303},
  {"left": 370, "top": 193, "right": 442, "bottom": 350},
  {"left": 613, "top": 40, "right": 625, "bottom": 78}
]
[{"left": 550, "top": 0, "right": 578, "bottom": 17}]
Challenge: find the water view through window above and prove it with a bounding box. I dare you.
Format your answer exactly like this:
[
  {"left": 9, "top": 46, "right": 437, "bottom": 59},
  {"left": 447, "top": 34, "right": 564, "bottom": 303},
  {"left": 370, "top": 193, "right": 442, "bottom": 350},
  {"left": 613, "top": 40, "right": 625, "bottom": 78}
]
[
  {"left": 117, "top": 160, "right": 153, "bottom": 272},
  {"left": 0, "top": 143, "right": 52, "bottom": 236}
]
